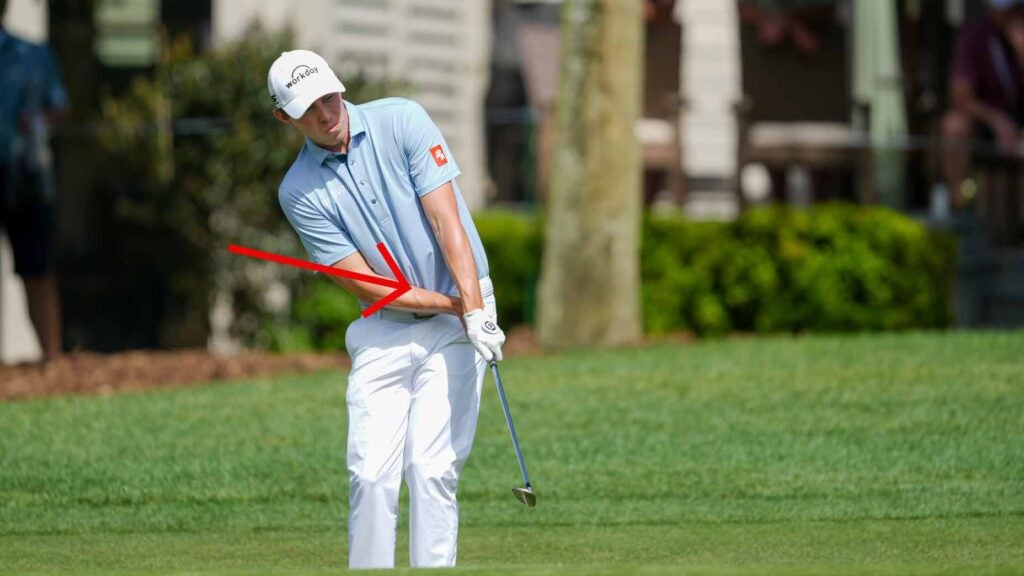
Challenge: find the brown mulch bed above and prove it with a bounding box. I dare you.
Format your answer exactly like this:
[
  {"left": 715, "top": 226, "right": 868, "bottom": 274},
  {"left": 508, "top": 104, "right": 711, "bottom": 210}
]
[
  {"left": 0, "top": 350, "right": 349, "bottom": 402},
  {"left": 0, "top": 326, "right": 544, "bottom": 402}
]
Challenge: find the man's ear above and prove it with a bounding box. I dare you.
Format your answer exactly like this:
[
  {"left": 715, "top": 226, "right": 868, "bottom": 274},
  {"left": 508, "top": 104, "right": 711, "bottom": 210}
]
[{"left": 272, "top": 108, "right": 293, "bottom": 125}]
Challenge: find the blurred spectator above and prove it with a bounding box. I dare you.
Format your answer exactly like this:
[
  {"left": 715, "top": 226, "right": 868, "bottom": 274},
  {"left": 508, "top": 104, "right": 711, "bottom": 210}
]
[
  {"left": 0, "top": 0, "right": 69, "bottom": 361},
  {"left": 738, "top": 0, "right": 838, "bottom": 54},
  {"left": 941, "top": 0, "right": 1024, "bottom": 207}
]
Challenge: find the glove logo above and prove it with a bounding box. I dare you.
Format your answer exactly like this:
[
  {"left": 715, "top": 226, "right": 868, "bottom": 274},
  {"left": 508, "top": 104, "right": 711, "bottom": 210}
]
[
  {"left": 483, "top": 321, "right": 499, "bottom": 334},
  {"left": 430, "top": 144, "right": 448, "bottom": 167}
]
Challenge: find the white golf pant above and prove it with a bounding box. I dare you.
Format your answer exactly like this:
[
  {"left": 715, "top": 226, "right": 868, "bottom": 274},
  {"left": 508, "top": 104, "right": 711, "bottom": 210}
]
[{"left": 344, "top": 279, "right": 493, "bottom": 569}]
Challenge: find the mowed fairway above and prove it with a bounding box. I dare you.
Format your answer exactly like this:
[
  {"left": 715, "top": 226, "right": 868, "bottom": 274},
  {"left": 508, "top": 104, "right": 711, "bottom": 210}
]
[{"left": 1, "top": 331, "right": 1022, "bottom": 575}]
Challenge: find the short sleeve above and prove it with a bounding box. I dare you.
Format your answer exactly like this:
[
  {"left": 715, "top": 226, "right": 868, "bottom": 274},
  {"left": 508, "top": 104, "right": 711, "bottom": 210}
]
[
  {"left": 279, "top": 187, "right": 357, "bottom": 267},
  {"left": 401, "top": 100, "right": 462, "bottom": 197}
]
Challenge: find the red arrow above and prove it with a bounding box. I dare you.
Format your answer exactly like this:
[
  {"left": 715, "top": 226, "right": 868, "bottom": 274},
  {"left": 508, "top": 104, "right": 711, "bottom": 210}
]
[{"left": 227, "top": 242, "right": 411, "bottom": 317}]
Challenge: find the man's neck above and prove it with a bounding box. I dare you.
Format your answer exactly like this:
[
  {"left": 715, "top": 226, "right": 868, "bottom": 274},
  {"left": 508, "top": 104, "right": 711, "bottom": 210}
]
[{"left": 339, "top": 104, "right": 351, "bottom": 154}]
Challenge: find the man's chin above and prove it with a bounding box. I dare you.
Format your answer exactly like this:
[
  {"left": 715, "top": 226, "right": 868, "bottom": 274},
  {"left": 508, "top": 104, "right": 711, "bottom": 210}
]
[{"left": 313, "top": 134, "right": 345, "bottom": 149}]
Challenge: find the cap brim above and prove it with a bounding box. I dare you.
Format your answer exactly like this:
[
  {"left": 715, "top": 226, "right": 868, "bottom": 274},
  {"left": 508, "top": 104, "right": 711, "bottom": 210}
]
[{"left": 282, "top": 75, "right": 346, "bottom": 119}]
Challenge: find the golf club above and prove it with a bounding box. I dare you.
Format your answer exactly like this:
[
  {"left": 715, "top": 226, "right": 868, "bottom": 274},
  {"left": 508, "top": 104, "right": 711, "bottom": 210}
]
[{"left": 489, "top": 361, "right": 536, "bottom": 507}]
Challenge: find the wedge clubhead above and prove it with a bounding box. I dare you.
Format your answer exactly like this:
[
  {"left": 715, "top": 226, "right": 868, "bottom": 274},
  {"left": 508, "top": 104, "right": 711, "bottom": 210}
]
[
  {"left": 512, "top": 485, "right": 537, "bottom": 507},
  {"left": 489, "top": 362, "right": 537, "bottom": 508}
]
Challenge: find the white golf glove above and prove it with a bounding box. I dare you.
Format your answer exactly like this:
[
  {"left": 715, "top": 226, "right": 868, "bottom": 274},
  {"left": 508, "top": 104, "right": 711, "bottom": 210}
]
[{"left": 464, "top": 308, "right": 505, "bottom": 362}]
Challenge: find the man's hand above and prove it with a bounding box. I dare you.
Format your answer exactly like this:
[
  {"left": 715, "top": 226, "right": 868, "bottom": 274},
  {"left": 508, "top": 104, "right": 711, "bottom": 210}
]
[{"left": 464, "top": 308, "right": 505, "bottom": 362}]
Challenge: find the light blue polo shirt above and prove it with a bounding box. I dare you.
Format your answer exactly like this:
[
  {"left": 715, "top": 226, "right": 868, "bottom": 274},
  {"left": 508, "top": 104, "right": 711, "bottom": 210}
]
[{"left": 278, "top": 98, "right": 489, "bottom": 302}]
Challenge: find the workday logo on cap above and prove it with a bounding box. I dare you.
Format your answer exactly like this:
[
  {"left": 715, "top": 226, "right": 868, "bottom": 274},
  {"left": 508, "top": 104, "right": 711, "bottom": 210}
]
[
  {"left": 268, "top": 50, "right": 346, "bottom": 119},
  {"left": 286, "top": 64, "right": 319, "bottom": 89}
]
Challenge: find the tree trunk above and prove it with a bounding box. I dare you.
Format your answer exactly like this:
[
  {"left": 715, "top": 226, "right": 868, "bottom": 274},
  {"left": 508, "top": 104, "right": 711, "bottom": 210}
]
[
  {"left": 537, "top": 0, "right": 643, "bottom": 349},
  {"left": 48, "top": 0, "right": 99, "bottom": 258}
]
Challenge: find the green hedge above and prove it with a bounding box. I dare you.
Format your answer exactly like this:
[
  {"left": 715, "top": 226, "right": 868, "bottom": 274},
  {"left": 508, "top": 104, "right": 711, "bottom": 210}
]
[
  {"left": 641, "top": 205, "right": 955, "bottom": 335},
  {"left": 271, "top": 204, "right": 954, "bottom": 350},
  {"left": 265, "top": 280, "right": 363, "bottom": 352}
]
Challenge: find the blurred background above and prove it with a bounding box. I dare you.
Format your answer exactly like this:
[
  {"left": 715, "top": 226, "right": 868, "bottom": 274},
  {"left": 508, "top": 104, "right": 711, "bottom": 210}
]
[{"left": 1, "top": 0, "right": 1021, "bottom": 364}]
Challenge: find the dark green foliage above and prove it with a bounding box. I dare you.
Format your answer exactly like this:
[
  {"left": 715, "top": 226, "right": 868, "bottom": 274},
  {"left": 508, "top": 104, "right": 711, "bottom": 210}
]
[
  {"left": 99, "top": 30, "right": 301, "bottom": 346},
  {"left": 729, "top": 205, "right": 956, "bottom": 333},
  {"left": 641, "top": 217, "right": 734, "bottom": 335},
  {"left": 266, "top": 280, "right": 362, "bottom": 352},
  {"left": 646, "top": 204, "right": 955, "bottom": 335}
]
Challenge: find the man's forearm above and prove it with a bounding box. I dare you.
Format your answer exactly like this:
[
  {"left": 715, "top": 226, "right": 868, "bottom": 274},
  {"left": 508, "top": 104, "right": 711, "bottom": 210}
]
[
  {"left": 390, "top": 286, "right": 461, "bottom": 314},
  {"left": 420, "top": 183, "right": 484, "bottom": 314},
  {"left": 330, "top": 276, "right": 460, "bottom": 315},
  {"left": 436, "top": 228, "right": 483, "bottom": 314}
]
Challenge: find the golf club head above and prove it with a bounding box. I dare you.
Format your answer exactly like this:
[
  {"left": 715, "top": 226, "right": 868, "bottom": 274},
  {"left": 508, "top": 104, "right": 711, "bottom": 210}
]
[{"left": 512, "top": 486, "right": 536, "bottom": 507}]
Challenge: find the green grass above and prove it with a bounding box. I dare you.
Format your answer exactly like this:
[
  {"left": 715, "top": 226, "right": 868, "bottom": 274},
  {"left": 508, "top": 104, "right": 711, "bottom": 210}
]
[{"left": 1, "top": 330, "right": 1023, "bottom": 575}]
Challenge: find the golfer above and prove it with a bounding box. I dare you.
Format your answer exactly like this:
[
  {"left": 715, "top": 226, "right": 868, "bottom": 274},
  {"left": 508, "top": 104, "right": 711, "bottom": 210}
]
[{"left": 268, "top": 50, "right": 505, "bottom": 569}]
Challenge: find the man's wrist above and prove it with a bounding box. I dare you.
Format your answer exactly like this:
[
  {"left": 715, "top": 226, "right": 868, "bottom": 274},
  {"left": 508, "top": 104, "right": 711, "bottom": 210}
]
[
  {"left": 460, "top": 296, "right": 484, "bottom": 315},
  {"left": 448, "top": 296, "right": 463, "bottom": 316}
]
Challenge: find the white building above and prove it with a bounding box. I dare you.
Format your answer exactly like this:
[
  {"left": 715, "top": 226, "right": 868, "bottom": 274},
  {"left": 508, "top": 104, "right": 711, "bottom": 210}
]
[
  {"left": 213, "top": 0, "right": 492, "bottom": 209},
  {"left": 677, "top": 0, "right": 741, "bottom": 219}
]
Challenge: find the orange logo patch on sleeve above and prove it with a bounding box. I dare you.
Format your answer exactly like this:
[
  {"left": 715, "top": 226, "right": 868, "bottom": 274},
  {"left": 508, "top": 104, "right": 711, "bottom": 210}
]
[{"left": 430, "top": 144, "right": 448, "bottom": 167}]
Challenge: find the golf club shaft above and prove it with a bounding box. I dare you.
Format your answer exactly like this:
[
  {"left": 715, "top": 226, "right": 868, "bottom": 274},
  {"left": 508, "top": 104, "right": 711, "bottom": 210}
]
[{"left": 489, "top": 362, "right": 532, "bottom": 487}]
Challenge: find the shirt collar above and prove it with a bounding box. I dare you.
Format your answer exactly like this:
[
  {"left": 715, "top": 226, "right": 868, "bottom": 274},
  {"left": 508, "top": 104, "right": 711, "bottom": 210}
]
[
  {"left": 346, "top": 99, "right": 367, "bottom": 139},
  {"left": 306, "top": 99, "right": 367, "bottom": 166},
  {"left": 304, "top": 137, "right": 336, "bottom": 166}
]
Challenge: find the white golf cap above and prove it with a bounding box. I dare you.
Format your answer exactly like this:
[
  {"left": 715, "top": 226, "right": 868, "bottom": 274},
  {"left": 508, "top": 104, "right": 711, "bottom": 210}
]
[{"left": 267, "top": 49, "right": 346, "bottom": 119}]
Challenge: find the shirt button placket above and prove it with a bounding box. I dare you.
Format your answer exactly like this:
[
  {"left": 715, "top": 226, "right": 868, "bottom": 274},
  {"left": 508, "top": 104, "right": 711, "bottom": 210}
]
[
  {"left": 354, "top": 166, "right": 383, "bottom": 216},
  {"left": 359, "top": 179, "right": 372, "bottom": 204}
]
